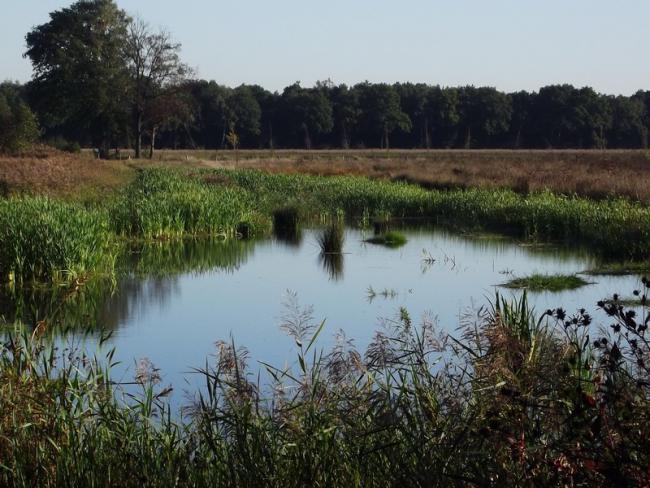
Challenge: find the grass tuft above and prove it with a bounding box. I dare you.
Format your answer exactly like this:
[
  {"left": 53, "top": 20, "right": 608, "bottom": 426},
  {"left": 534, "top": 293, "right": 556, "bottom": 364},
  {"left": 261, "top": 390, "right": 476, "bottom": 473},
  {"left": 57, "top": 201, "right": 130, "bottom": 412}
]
[
  {"left": 365, "top": 231, "right": 408, "bottom": 248},
  {"left": 501, "top": 273, "right": 591, "bottom": 292}
]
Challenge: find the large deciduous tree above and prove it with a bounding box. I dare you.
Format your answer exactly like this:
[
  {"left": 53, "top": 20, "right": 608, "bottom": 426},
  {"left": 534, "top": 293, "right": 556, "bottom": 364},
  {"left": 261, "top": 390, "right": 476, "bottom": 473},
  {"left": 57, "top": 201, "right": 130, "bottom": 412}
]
[
  {"left": 25, "top": 0, "right": 130, "bottom": 157},
  {"left": 124, "top": 18, "right": 189, "bottom": 158}
]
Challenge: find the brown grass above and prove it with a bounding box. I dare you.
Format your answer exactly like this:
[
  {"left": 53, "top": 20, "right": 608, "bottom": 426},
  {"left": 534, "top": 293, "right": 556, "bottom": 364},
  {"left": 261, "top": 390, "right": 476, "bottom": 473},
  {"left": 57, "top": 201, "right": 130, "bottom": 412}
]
[
  {"left": 4, "top": 148, "right": 650, "bottom": 202},
  {"left": 193, "top": 149, "right": 650, "bottom": 202},
  {"left": 0, "top": 147, "right": 132, "bottom": 201}
]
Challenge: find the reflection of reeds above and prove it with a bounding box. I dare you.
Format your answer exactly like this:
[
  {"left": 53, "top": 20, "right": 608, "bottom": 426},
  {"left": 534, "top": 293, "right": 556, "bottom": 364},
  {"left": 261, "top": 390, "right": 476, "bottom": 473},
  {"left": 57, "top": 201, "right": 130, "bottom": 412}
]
[
  {"left": 317, "top": 224, "right": 345, "bottom": 280},
  {"left": 319, "top": 251, "right": 344, "bottom": 281}
]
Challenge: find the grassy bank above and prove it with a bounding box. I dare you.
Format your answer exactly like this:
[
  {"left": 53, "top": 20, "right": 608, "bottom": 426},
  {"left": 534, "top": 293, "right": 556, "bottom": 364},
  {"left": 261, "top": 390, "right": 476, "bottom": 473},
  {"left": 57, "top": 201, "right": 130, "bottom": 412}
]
[
  {"left": 3, "top": 167, "right": 650, "bottom": 284},
  {"left": 1, "top": 293, "right": 649, "bottom": 486}
]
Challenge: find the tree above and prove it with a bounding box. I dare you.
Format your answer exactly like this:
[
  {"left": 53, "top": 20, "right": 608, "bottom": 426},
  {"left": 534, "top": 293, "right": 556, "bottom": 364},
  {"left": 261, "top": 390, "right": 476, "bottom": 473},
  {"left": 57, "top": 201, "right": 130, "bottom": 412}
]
[
  {"left": 572, "top": 87, "right": 612, "bottom": 148},
  {"left": 280, "top": 83, "right": 333, "bottom": 149},
  {"left": 458, "top": 86, "right": 511, "bottom": 148},
  {"left": 330, "top": 84, "right": 360, "bottom": 149},
  {"left": 225, "top": 86, "right": 261, "bottom": 148},
  {"left": 124, "top": 18, "right": 189, "bottom": 158},
  {"left": 426, "top": 86, "right": 460, "bottom": 148},
  {"left": 25, "top": 0, "right": 130, "bottom": 157},
  {"left": 609, "top": 95, "right": 647, "bottom": 148},
  {"left": 0, "top": 84, "right": 39, "bottom": 153},
  {"left": 356, "top": 83, "right": 411, "bottom": 149}
]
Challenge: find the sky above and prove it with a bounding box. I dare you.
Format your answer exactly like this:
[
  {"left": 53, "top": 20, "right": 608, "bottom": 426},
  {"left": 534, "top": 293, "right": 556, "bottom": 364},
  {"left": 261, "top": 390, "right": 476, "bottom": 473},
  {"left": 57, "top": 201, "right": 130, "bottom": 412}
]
[{"left": 1, "top": 0, "right": 648, "bottom": 95}]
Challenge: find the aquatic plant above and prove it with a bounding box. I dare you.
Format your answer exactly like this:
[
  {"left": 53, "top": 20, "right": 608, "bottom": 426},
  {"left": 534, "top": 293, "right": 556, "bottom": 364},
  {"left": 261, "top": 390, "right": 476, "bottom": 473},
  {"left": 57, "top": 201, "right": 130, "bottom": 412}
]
[
  {"left": 364, "top": 231, "right": 408, "bottom": 248},
  {"left": 501, "top": 273, "right": 591, "bottom": 292},
  {"left": 317, "top": 223, "right": 345, "bottom": 254}
]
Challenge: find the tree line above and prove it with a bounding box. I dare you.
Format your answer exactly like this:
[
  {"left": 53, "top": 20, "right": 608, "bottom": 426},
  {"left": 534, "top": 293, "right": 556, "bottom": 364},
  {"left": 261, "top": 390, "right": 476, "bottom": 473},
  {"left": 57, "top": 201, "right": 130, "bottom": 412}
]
[{"left": 2, "top": 0, "right": 650, "bottom": 155}]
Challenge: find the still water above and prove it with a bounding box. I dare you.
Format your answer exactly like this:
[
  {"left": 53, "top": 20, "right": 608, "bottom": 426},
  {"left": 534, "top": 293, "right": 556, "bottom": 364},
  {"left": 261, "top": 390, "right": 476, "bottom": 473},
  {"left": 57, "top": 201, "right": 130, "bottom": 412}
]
[{"left": 1, "top": 227, "right": 642, "bottom": 402}]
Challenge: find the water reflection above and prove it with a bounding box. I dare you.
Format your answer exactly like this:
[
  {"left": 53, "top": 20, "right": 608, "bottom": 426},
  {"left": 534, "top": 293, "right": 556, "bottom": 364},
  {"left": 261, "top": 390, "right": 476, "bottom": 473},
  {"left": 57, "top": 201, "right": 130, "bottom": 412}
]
[
  {"left": 319, "top": 252, "right": 344, "bottom": 281},
  {"left": 1, "top": 238, "right": 257, "bottom": 333}
]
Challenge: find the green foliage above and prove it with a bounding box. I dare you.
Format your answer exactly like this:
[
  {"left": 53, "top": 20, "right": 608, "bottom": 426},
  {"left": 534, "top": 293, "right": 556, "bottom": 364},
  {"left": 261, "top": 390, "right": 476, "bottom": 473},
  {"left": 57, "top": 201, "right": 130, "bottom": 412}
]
[{"left": 25, "top": 0, "right": 131, "bottom": 153}]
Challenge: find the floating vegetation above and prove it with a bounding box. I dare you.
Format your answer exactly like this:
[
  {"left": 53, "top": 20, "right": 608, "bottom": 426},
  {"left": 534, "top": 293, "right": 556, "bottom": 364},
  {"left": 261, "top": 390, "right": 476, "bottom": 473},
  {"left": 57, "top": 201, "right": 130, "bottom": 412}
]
[
  {"left": 364, "top": 231, "right": 407, "bottom": 248},
  {"left": 501, "top": 273, "right": 592, "bottom": 292}
]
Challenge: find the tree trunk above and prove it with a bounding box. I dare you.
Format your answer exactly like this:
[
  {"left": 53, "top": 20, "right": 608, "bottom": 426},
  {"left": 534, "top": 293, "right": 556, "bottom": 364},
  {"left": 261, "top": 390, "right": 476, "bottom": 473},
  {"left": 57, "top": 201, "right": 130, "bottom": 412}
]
[
  {"left": 383, "top": 124, "right": 390, "bottom": 150},
  {"left": 135, "top": 111, "right": 143, "bottom": 159},
  {"left": 464, "top": 126, "right": 471, "bottom": 149},
  {"left": 341, "top": 123, "right": 349, "bottom": 149},
  {"left": 424, "top": 117, "right": 431, "bottom": 149},
  {"left": 149, "top": 126, "right": 157, "bottom": 159},
  {"left": 268, "top": 122, "right": 274, "bottom": 150},
  {"left": 303, "top": 123, "right": 311, "bottom": 150}
]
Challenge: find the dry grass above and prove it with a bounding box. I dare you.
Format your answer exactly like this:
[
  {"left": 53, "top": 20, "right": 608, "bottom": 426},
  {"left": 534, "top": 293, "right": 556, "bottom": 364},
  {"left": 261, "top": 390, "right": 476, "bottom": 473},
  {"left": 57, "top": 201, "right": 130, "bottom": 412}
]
[
  {"left": 193, "top": 149, "right": 650, "bottom": 202},
  {"left": 0, "top": 147, "right": 132, "bottom": 201},
  {"left": 5, "top": 148, "right": 650, "bottom": 202}
]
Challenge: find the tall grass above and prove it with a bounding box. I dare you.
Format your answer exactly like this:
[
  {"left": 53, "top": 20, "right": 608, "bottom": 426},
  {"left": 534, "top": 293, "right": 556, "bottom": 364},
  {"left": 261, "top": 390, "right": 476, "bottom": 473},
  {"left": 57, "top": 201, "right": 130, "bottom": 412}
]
[
  {"left": 220, "top": 169, "right": 650, "bottom": 259},
  {"left": 2, "top": 292, "right": 650, "bottom": 486},
  {"left": 110, "top": 168, "right": 270, "bottom": 239},
  {"left": 0, "top": 197, "right": 115, "bottom": 284}
]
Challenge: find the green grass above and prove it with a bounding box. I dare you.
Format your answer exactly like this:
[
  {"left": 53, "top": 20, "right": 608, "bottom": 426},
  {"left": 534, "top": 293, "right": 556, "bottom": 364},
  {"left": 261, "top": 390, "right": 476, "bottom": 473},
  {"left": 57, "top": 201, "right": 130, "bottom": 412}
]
[
  {"left": 501, "top": 273, "right": 592, "bottom": 292},
  {"left": 365, "top": 231, "right": 408, "bottom": 248},
  {"left": 0, "top": 197, "right": 116, "bottom": 284}
]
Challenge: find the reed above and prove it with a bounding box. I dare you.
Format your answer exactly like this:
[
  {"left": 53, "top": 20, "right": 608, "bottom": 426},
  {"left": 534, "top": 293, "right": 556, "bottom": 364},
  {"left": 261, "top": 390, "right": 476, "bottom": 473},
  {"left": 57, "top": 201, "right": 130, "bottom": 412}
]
[{"left": 2, "top": 291, "right": 650, "bottom": 486}]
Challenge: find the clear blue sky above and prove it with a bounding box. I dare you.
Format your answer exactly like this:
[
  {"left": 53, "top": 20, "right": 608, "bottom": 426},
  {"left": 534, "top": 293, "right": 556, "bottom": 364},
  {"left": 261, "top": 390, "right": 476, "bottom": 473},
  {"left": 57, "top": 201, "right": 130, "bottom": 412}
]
[{"left": 1, "top": 0, "right": 648, "bottom": 95}]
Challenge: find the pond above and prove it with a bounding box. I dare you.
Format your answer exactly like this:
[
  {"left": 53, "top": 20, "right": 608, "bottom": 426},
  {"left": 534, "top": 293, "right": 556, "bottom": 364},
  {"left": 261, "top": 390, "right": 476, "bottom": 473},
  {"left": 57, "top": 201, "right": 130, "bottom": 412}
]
[{"left": 1, "top": 226, "right": 643, "bottom": 404}]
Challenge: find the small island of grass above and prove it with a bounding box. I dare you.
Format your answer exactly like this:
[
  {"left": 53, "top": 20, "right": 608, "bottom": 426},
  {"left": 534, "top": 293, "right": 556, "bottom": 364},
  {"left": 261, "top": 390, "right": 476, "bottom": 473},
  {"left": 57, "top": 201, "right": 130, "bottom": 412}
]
[
  {"left": 364, "top": 231, "right": 408, "bottom": 248},
  {"left": 501, "top": 273, "right": 591, "bottom": 292}
]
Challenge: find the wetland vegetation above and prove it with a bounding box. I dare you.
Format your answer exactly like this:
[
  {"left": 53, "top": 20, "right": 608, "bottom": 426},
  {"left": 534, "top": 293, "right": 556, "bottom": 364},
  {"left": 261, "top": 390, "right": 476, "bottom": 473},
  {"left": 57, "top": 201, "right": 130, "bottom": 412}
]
[{"left": 2, "top": 0, "right": 650, "bottom": 485}]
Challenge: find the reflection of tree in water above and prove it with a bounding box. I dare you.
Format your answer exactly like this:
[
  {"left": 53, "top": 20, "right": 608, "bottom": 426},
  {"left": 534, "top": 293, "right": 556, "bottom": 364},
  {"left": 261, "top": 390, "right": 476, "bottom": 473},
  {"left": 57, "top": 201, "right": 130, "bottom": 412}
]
[
  {"left": 1, "top": 239, "right": 256, "bottom": 334},
  {"left": 319, "top": 252, "right": 344, "bottom": 281}
]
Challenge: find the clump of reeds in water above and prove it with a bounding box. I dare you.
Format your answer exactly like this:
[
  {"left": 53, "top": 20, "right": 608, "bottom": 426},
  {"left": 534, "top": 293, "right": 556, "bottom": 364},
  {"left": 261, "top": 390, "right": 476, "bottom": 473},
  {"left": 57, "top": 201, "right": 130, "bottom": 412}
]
[
  {"left": 365, "top": 230, "right": 408, "bottom": 248},
  {"left": 317, "top": 223, "right": 344, "bottom": 254}
]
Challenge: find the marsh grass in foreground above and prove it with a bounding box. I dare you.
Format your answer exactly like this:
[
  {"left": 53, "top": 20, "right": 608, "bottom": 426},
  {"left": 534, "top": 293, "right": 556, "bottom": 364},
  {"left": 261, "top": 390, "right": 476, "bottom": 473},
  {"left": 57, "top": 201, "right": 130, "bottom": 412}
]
[
  {"left": 2, "top": 291, "right": 650, "bottom": 486},
  {"left": 501, "top": 273, "right": 592, "bottom": 292}
]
